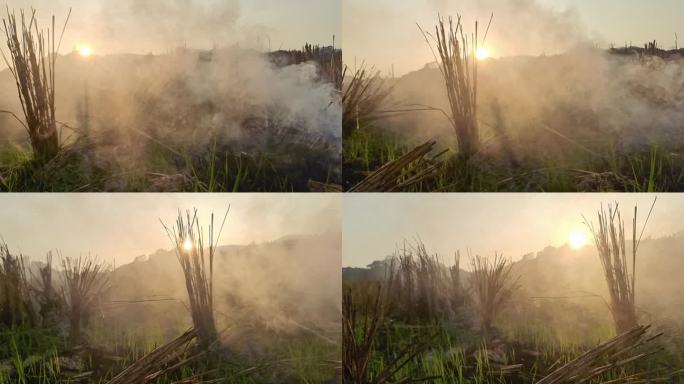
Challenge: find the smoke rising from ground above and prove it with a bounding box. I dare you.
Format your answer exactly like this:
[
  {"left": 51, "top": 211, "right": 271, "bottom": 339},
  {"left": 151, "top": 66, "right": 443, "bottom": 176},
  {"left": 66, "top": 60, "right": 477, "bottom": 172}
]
[
  {"left": 384, "top": 49, "right": 684, "bottom": 155},
  {"left": 346, "top": 1, "right": 684, "bottom": 159}
]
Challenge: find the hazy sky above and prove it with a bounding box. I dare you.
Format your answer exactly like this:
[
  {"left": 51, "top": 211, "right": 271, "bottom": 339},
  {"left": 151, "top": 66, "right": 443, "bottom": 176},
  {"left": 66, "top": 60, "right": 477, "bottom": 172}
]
[
  {"left": 344, "top": 0, "right": 683, "bottom": 75},
  {"left": 3, "top": 0, "right": 339, "bottom": 55},
  {"left": 0, "top": 194, "right": 340, "bottom": 265},
  {"left": 343, "top": 193, "right": 681, "bottom": 268}
]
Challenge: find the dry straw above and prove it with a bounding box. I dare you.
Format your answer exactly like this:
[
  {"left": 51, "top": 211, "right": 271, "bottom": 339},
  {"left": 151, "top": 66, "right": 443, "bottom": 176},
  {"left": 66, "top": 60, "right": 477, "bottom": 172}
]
[
  {"left": 583, "top": 199, "right": 656, "bottom": 335},
  {"left": 419, "top": 14, "right": 493, "bottom": 159},
  {"left": 106, "top": 328, "right": 205, "bottom": 384},
  {"left": 342, "top": 64, "right": 392, "bottom": 138},
  {"left": 61, "top": 254, "right": 109, "bottom": 345},
  {"left": 0, "top": 242, "right": 35, "bottom": 326},
  {"left": 469, "top": 253, "right": 518, "bottom": 334},
  {"left": 162, "top": 208, "right": 229, "bottom": 348},
  {"left": 537, "top": 325, "right": 670, "bottom": 384},
  {"left": 1, "top": 8, "right": 71, "bottom": 163},
  {"left": 349, "top": 140, "right": 447, "bottom": 192},
  {"left": 343, "top": 283, "right": 432, "bottom": 384}
]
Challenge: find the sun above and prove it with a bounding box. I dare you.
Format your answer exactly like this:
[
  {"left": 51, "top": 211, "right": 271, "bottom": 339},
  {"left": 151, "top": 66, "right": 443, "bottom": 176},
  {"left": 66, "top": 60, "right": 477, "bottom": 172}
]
[
  {"left": 476, "top": 47, "right": 490, "bottom": 60},
  {"left": 568, "top": 229, "right": 589, "bottom": 250},
  {"left": 182, "top": 238, "right": 193, "bottom": 251},
  {"left": 78, "top": 45, "right": 93, "bottom": 57}
]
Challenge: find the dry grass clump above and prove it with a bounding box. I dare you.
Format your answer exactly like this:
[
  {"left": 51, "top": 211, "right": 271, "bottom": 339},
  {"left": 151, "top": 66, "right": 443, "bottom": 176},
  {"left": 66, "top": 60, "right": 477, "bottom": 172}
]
[
  {"left": 163, "top": 208, "right": 229, "bottom": 348},
  {"left": 0, "top": 242, "right": 35, "bottom": 326},
  {"left": 537, "top": 325, "right": 674, "bottom": 384},
  {"left": 469, "top": 253, "right": 518, "bottom": 334},
  {"left": 583, "top": 200, "right": 655, "bottom": 335},
  {"left": 31, "top": 251, "right": 61, "bottom": 326},
  {"left": 342, "top": 64, "right": 392, "bottom": 138},
  {"left": 1, "top": 8, "right": 71, "bottom": 163},
  {"left": 61, "top": 255, "right": 109, "bottom": 345},
  {"left": 419, "top": 14, "right": 492, "bottom": 159},
  {"left": 383, "top": 241, "right": 462, "bottom": 322},
  {"left": 349, "top": 140, "right": 447, "bottom": 192}
]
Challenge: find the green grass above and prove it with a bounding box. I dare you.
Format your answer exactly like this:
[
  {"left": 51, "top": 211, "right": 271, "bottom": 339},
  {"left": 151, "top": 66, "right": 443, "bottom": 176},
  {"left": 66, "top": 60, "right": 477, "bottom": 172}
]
[
  {"left": 343, "top": 127, "right": 684, "bottom": 192},
  {"left": 0, "top": 323, "right": 338, "bottom": 383},
  {"left": 0, "top": 135, "right": 339, "bottom": 192},
  {"left": 354, "top": 319, "right": 684, "bottom": 383}
]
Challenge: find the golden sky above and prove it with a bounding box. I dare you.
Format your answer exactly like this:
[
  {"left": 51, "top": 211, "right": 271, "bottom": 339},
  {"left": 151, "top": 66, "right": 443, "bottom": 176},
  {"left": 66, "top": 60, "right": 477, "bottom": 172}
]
[
  {"left": 0, "top": 194, "right": 340, "bottom": 265},
  {"left": 344, "top": 0, "right": 684, "bottom": 75},
  {"left": 2, "top": 0, "right": 339, "bottom": 55},
  {"left": 343, "top": 193, "right": 679, "bottom": 267}
]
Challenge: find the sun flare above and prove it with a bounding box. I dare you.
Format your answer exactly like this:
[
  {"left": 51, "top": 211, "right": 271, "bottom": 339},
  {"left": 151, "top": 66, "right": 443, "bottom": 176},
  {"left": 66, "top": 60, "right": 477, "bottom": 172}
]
[
  {"left": 568, "top": 229, "right": 589, "bottom": 250},
  {"left": 182, "top": 238, "right": 193, "bottom": 251},
  {"left": 78, "top": 45, "right": 93, "bottom": 57},
  {"left": 476, "top": 47, "right": 490, "bottom": 60}
]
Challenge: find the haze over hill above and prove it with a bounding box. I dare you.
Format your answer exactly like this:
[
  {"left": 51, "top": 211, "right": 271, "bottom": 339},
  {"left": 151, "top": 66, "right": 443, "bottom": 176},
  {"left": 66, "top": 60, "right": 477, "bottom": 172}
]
[
  {"left": 344, "top": 231, "right": 684, "bottom": 343},
  {"left": 101, "top": 232, "right": 341, "bottom": 345}
]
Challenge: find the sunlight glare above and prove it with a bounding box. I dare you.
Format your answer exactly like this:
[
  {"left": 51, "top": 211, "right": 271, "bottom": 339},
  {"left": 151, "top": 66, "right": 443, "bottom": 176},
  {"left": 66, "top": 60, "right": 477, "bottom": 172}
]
[
  {"left": 476, "top": 47, "right": 490, "bottom": 60},
  {"left": 182, "top": 238, "right": 193, "bottom": 251},
  {"left": 568, "top": 229, "right": 589, "bottom": 250},
  {"left": 78, "top": 45, "right": 93, "bottom": 57}
]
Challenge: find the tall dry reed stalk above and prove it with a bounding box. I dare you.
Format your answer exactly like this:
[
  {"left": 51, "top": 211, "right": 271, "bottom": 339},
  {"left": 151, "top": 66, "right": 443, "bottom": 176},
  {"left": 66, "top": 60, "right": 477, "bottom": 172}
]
[
  {"left": 583, "top": 200, "right": 655, "bottom": 335},
  {"left": 1, "top": 8, "right": 71, "bottom": 163},
  {"left": 162, "top": 208, "right": 229, "bottom": 348},
  {"left": 419, "top": 14, "right": 492, "bottom": 159},
  {"left": 0, "top": 242, "right": 35, "bottom": 326},
  {"left": 61, "top": 255, "right": 108, "bottom": 345},
  {"left": 342, "top": 64, "right": 392, "bottom": 138},
  {"left": 469, "top": 253, "right": 518, "bottom": 334}
]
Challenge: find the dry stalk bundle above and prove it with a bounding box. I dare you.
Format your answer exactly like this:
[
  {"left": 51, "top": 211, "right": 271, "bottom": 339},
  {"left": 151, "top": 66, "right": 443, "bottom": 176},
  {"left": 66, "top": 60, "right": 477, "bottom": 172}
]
[
  {"left": 343, "top": 284, "right": 432, "bottom": 384},
  {"left": 583, "top": 200, "right": 655, "bottom": 334},
  {"left": 537, "top": 325, "right": 670, "bottom": 384},
  {"left": 342, "top": 64, "right": 392, "bottom": 138},
  {"left": 349, "top": 140, "right": 447, "bottom": 192},
  {"left": 469, "top": 253, "right": 518, "bottom": 334},
  {"left": 61, "top": 255, "right": 109, "bottom": 344},
  {"left": 382, "top": 241, "right": 462, "bottom": 322},
  {"left": 1, "top": 8, "right": 71, "bottom": 163},
  {"left": 0, "top": 242, "right": 35, "bottom": 326},
  {"left": 419, "top": 14, "right": 492, "bottom": 159},
  {"left": 106, "top": 328, "right": 205, "bottom": 384},
  {"left": 163, "top": 208, "right": 229, "bottom": 348}
]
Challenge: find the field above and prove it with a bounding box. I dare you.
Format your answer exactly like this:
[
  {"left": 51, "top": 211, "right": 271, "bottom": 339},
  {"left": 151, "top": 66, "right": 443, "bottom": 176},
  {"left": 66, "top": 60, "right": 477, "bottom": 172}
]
[
  {"left": 342, "top": 202, "right": 684, "bottom": 382},
  {"left": 0, "top": 8, "right": 342, "bottom": 192},
  {"left": 0, "top": 210, "right": 341, "bottom": 383},
  {"left": 342, "top": 16, "right": 684, "bottom": 192}
]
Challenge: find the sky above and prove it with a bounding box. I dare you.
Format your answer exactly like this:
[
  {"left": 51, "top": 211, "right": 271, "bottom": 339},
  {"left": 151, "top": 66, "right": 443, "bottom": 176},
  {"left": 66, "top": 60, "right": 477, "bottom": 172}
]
[
  {"left": 343, "top": 0, "right": 683, "bottom": 75},
  {"left": 343, "top": 193, "right": 681, "bottom": 268},
  {"left": 2, "top": 0, "right": 339, "bottom": 55},
  {"left": 0, "top": 194, "right": 340, "bottom": 265}
]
